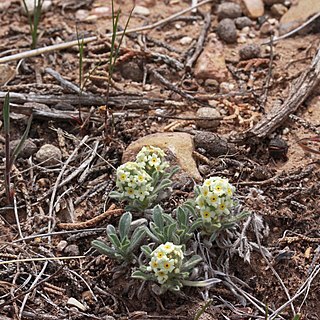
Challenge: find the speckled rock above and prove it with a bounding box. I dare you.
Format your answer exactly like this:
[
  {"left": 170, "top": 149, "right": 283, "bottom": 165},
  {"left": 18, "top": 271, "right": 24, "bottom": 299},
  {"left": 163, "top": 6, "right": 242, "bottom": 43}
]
[
  {"left": 120, "top": 61, "right": 143, "bottom": 82},
  {"left": 194, "top": 39, "right": 229, "bottom": 82},
  {"left": 35, "top": 144, "right": 62, "bottom": 166},
  {"left": 122, "top": 132, "right": 202, "bottom": 181},
  {"left": 239, "top": 43, "right": 261, "bottom": 60},
  {"left": 196, "top": 107, "right": 221, "bottom": 130},
  {"left": 194, "top": 132, "right": 237, "bottom": 157},
  {"left": 235, "top": 16, "right": 253, "bottom": 29},
  {"left": 217, "top": 2, "right": 242, "bottom": 20},
  {"left": 241, "top": 0, "right": 264, "bottom": 19},
  {"left": 216, "top": 18, "right": 238, "bottom": 44}
]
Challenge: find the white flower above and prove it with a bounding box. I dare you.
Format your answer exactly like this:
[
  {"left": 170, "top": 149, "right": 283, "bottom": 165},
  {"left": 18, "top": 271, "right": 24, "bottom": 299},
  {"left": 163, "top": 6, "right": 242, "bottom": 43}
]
[
  {"left": 160, "top": 258, "right": 175, "bottom": 273},
  {"left": 162, "top": 242, "right": 174, "bottom": 254},
  {"left": 200, "top": 208, "right": 212, "bottom": 222}
]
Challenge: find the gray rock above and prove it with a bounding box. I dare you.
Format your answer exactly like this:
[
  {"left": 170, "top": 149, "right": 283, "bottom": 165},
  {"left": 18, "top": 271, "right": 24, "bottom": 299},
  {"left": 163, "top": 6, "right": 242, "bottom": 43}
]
[
  {"left": 120, "top": 61, "right": 143, "bottom": 82},
  {"left": 239, "top": 44, "right": 261, "bottom": 60},
  {"left": 10, "top": 138, "right": 38, "bottom": 159},
  {"left": 217, "top": 2, "right": 242, "bottom": 20},
  {"left": 196, "top": 107, "right": 221, "bottom": 130},
  {"left": 194, "top": 132, "right": 237, "bottom": 157},
  {"left": 216, "top": 18, "right": 237, "bottom": 44},
  {"left": 35, "top": 144, "right": 62, "bottom": 166},
  {"left": 235, "top": 16, "right": 253, "bottom": 29},
  {"left": 64, "top": 244, "right": 80, "bottom": 256}
]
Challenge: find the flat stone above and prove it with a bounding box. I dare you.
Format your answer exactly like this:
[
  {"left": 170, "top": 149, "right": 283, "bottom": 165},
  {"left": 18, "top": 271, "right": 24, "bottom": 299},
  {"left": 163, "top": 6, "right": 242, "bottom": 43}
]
[
  {"left": 35, "top": 144, "right": 62, "bottom": 166},
  {"left": 196, "top": 107, "right": 221, "bottom": 130},
  {"left": 194, "top": 39, "right": 230, "bottom": 82},
  {"left": 122, "top": 132, "right": 202, "bottom": 181},
  {"left": 217, "top": 2, "right": 242, "bottom": 20},
  {"left": 216, "top": 18, "right": 238, "bottom": 44},
  {"left": 241, "top": 0, "right": 264, "bottom": 19},
  {"left": 279, "top": 0, "right": 320, "bottom": 35}
]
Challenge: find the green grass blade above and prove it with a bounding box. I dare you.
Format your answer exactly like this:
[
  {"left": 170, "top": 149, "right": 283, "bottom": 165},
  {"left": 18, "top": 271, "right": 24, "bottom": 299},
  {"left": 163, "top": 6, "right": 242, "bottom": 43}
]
[{"left": 10, "top": 114, "right": 33, "bottom": 168}]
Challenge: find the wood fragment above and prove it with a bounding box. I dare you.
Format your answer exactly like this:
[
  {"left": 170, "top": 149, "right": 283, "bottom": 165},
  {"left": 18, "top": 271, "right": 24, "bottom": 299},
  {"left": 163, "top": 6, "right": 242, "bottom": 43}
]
[
  {"left": 185, "top": 12, "right": 211, "bottom": 71},
  {"left": 57, "top": 205, "right": 124, "bottom": 230},
  {"left": 234, "top": 48, "right": 320, "bottom": 144}
]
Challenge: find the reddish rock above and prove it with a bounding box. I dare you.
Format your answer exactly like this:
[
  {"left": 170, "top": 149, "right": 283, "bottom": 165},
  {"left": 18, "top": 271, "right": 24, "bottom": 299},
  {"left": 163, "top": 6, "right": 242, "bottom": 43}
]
[
  {"left": 194, "top": 40, "right": 229, "bottom": 83},
  {"left": 241, "top": 0, "right": 264, "bottom": 18}
]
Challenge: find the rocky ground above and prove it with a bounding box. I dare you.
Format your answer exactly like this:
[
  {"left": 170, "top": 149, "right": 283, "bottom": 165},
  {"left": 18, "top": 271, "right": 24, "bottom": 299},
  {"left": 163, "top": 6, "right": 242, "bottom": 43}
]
[{"left": 0, "top": 0, "right": 319, "bottom": 319}]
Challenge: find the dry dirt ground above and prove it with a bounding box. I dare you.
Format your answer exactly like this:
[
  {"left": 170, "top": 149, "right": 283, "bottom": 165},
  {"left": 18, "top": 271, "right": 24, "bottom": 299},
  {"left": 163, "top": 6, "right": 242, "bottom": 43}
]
[{"left": 0, "top": 0, "right": 319, "bottom": 319}]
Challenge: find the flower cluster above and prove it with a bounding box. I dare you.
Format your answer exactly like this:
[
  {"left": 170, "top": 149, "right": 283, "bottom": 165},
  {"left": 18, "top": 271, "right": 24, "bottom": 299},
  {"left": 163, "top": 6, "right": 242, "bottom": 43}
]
[
  {"left": 116, "top": 162, "right": 154, "bottom": 202},
  {"left": 146, "top": 242, "right": 184, "bottom": 284},
  {"left": 136, "top": 146, "right": 169, "bottom": 175},
  {"left": 196, "top": 177, "right": 235, "bottom": 225}
]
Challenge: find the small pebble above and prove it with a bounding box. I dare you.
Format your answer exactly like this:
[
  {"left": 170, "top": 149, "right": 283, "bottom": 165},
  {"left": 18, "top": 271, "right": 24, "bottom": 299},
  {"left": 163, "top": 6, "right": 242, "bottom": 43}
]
[
  {"left": 241, "top": 26, "right": 251, "bottom": 33},
  {"left": 57, "top": 240, "right": 68, "bottom": 252},
  {"left": 239, "top": 44, "right": 261, "bottom": 60},
  {"left": 35, "top": 144, "right": 62, "bottom": 166},
  {"left": 260, "top": 21, "right": 274, "bottom": 35},
  {"left": 64, "top": 244, "right": 80, "bottom": 256},
  {"left": 180, "top": 36, "right": 193, "bottom": 45},
  {"left": 217, "top": 2, "right": 242, "bottom": 20},
  {"left": 133, "top": 5, "right": 150, "bottom": 16},
  {"left": 216, "top": 18, "right": 237, "bottom": 44},
  {"left": 219, "top": 82, "right": 235, "bottom": 93},
  {"left": 196, "top": 107, "right": 221, "bottom": 130},
  {"left": 271, "top": 3, "right": 288, "bottom": 16},
  {"left": 235, "top": 16, "right": 253, "bottom": 29}
]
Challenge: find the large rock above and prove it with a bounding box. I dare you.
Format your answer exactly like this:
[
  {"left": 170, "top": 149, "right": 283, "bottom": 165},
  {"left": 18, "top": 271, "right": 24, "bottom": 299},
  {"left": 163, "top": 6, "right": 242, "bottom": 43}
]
[
  {"left": 279, "top": 0, "right": 320, "bottom": 35},
  {"left": 194, "top": 39, "right": 229, "bottom": 83},
  {"left": 241, "top": 0, "right": 264, "bottom": 19},
  {"left": 122, "top": 133, "right": 202, "bottom": 181}
]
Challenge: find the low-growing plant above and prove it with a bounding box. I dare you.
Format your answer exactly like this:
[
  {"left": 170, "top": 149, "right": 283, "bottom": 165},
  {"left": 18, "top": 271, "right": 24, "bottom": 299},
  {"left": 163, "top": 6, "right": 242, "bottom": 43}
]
[
  {"left": 132, "top": 242, "right": 220, "bottom": 294},
  {"left": 195, "top": 177, "right": 248, "bottom": 242},
  {"left": 109, "top": 146, "right": 179, "bottom": 211},
  {"left": 91, "top": 212, "right": 146, "bottom": 264},
  {"left": 144, "top": 204, "right": 202, "bottom": 245}
]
